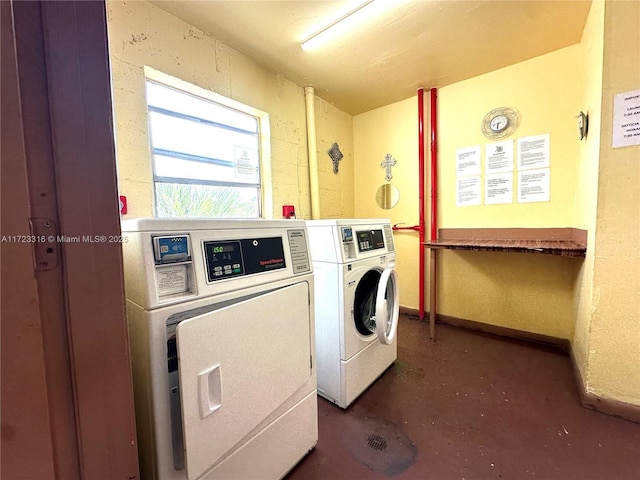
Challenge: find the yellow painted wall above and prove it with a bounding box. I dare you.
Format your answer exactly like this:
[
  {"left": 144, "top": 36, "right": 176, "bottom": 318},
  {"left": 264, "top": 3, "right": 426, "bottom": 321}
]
[
  {"left": 354, "top": 96, "right": 422, "bottom": 310},
  {"left": 585, "top": 0, "right": 640, "bottom": 405},
  {"left": 106, "top": 0, "right": 353, "bottom": 220},
  {"left": 315, "top": 97, "right": 355, "bottom": 218},
  {"left": 354, "top": 48, "right": 584, "bottom": 339},
  {"left": 572, "top": 0, "right": 604, "bottom": 392},
  {"left": 438, "top": 46, "right": 582, "bottom": 228},
  {"left": 437, "top": 45, "right": 582, "bottom": 339},
  {"left": 436, "top": 46, "right": 584, "bottom": 339}
]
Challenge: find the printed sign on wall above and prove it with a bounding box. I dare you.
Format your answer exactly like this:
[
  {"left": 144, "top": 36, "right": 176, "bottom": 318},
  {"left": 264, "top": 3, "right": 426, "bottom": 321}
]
[
  {"left": 518, "top": 168, "right": 550, "bottom": 203},
  {"left": 517, "top": 134, "right": 550, "bottom": 171},
  {"left": 485, "top": 173, "right": 513, "bottom": 205},
  {"left": 613, "top": 89, "right": 640, "bottom": 148},
  {"left": 456, "top": 176, "right": 481, "bottom": 207},
  {"left": 485, "top": 140, "right": 514, "bottom": 174},
  {"left": 456, "top": 145, "right": 481, "bottom": 176}
]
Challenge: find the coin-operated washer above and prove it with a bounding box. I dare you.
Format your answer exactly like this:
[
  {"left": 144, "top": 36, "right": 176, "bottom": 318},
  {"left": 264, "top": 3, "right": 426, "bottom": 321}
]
[
  {"left": 121, "top": 218, "right": 317, "bottom": 480},
  {"left": 305, "top": 219, "right": 399, "bottom": 409}
]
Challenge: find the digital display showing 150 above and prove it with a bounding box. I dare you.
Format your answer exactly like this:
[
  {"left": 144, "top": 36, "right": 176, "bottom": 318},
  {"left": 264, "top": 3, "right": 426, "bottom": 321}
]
[{"left": 212, "top": 245, "right": 235, "bottom": 254}]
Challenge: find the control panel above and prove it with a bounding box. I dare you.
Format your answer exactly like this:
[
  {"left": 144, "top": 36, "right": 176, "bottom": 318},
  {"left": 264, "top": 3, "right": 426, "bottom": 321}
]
[
  {"left": 121, "top": 219, "right": 313, "bottom": 310},
  {"left": 203, "top": 237, "right": 286, "bottom": 283},
  {"left": 356, "top": 229, "right": 385, "bottom": 252}
]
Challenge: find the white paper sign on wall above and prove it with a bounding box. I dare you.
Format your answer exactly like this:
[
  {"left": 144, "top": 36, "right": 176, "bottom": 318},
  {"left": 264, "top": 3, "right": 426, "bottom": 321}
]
[{"left": 613, "top": 88, "right": 640, "bottom": 148}]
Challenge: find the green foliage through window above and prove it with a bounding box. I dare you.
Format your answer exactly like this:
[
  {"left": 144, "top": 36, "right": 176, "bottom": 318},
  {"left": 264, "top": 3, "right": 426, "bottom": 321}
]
[{"left": 155, "top": 183, "right": 258, "bottom": 218}]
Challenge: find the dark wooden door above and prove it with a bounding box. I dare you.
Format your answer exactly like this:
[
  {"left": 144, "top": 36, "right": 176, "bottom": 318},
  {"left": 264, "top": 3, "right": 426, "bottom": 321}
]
[{"left": 1, "top": 2, "right": 139, "bottom": 478}]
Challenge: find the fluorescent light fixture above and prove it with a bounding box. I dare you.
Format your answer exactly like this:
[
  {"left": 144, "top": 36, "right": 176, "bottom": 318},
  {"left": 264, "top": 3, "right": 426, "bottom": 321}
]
[{"left": 301, "top": 0, "right": 380, "bottom": 51}]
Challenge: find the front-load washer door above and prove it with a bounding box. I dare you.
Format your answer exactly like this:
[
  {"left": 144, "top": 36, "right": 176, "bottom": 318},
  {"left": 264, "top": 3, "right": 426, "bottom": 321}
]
[
  {"left": 353, "top": 267, "right": 399, "bottom": 346},
  {"left": 374, "top": 268, "right": 399, "bottom": 345},
  {"left": 176, "top": 282, "right": 312, "bottom": 480}
]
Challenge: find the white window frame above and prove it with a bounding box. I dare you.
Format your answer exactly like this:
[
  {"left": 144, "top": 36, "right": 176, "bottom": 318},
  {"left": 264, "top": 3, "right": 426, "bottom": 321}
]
[{"left": 143, "top": 67, "right": 273, "bottom": 218}]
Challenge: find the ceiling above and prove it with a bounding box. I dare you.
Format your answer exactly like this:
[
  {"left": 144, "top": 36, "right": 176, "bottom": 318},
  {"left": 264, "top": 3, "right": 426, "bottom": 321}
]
[{"left": 150, "top": 0, "right": 592, "bottom": 115}]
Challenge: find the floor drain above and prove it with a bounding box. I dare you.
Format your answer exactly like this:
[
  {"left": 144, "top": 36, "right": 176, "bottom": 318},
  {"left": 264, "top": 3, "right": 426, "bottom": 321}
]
[
  {"left": 367, "top": 433, "right": 388, "bottom": 451},
  {"left": 344, "top": 415, "right": 416, "bottom": 475}
]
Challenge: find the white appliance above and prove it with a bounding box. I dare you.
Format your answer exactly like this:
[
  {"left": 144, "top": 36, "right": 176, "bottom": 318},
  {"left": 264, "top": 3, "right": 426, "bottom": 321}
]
[
  {"left": 121, "top": 218, "right": 317, "bottom": 480},
  {"left": 305, "top": 219, "right": 399, "bottom": 408}
]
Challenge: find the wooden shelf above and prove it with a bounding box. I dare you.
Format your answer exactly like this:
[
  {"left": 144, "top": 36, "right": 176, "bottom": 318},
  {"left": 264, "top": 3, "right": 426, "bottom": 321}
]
[{"left": 423, "top": 228, "right": 587, "bottom": 258}]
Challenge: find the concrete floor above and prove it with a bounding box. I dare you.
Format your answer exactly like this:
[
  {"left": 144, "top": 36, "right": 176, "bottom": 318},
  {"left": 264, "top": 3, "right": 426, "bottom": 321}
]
[{"left": 286, "top": 315, "right": 640, "bottom": 480}]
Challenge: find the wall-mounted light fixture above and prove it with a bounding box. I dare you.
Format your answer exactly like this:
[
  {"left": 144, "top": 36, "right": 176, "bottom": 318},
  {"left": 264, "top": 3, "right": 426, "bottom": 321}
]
[{"left": 301, "top": 0, "right": 379, "bottom": 51}]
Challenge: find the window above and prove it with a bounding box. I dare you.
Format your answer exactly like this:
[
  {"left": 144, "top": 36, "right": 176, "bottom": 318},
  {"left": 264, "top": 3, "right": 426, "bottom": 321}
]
[{"left": 145, "top": 80, "right": 262, "bottom": 218}]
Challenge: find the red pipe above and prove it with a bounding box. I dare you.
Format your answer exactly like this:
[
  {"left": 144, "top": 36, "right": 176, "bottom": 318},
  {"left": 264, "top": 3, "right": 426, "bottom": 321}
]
[
  {"left": 393, "top": 88, "right": 433, "bottom": 325},
  {"left": 429, "top": 87, "right": 438, "bottom": 340},
  {"left": 418, "top": 88, "right": 425, "bottom": 321},
  {"left": 430, "top": 88, "right": 438, "bottom": 242},
  {"left": 392, "top": 225, "right": 420, "bottom": 231}
]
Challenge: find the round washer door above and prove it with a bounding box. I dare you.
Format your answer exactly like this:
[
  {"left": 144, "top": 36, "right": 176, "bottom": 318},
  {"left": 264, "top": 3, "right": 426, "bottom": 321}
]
[
  {"left": 374, "top": 268, "right": 399, "bottom": 345},
  {"left": 353, "top": 267, "right": 399, "bottom": 344}
]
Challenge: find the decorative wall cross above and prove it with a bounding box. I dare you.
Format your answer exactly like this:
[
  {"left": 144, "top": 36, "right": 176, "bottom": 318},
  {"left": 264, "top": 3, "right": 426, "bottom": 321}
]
[
  {"left": 328, "top": 143, "right": 343, "bottom": 174},
  {"left": 381, "top": 153, "right": 397, "bottom": 181}
]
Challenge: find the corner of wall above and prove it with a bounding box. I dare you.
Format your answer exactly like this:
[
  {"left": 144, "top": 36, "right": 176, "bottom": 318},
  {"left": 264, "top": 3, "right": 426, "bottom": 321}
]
[{"left": 573, "top": 0, "right": 640, "bottom": 411}]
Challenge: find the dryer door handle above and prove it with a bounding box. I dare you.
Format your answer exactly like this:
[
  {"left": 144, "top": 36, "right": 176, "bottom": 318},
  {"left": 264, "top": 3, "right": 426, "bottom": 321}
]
[
  {"left": 197, "top": 364, "right": 223, "bottom": 419},
  {"left": 375, "top": 268, "right": 399, "bottom": 345}
]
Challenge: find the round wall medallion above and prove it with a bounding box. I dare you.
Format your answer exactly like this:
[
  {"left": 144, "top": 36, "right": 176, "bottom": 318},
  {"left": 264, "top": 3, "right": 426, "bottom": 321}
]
[{"left": 481, "top": 107, "right": 519, "bottom": 139}]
